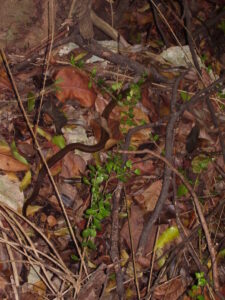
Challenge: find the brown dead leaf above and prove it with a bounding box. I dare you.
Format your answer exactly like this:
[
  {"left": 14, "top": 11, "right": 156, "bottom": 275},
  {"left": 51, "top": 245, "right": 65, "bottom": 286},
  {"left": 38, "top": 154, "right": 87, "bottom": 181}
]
[
  {"left": 135, "top": 180, "right": 162, "bottom": 212},
  {"left": 61, "top": 152, "right": 86, "bottom": 178},
  {"left": 121, "top": 205, "right": 144, "bottom": 252},
  {"left": 121, "top": 205, "right": 157, "bottom": 254},
  {"left": 0, "top": 68, "right": 12, "bottom": 91},
  {"left": 142, "top": 86, "right": 158, "bottom": 122},
  {"left": 153, "top": 277, "right": 187, "bottom": 300},
  {"left": 54, "top": 67, "right": 97, "bottom": 107},
  {"left": 132, "top": 158, "right": 154, "bottom": 175},
  {"left": 47, "top": 215, "right": 57, "bottom": 227},
  {"left": 0, "top": 153, "right": 29, "bottom": 172}
]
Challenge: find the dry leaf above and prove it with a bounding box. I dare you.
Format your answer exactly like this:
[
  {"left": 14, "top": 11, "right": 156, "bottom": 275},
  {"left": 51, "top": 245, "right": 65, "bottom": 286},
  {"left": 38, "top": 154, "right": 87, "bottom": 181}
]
[
  {"left": 135, "top": 180, "right": 162, "bottom": 212},
  {"left": 153, "top": 276, "right": 187, "bottom": 300},
  {"left": 121, "top": 205, "right": 157, "bottom": 254},
  {"left": 26, "top": 205, "right": 43, "bottom": 217},
  {"left": 0, "top": 153, "right": 29, "bottom": 172},
  {"left": 61, "top": 153, "right": 86, "bottom": 178},
  {"left": 0, "top": 175, "right": 24, "bottom": 210},
  {"left": 47, "top": 215, "right": 57, "bottom": 227},
  {"left": 54, "top": 67, "right": 97, "bottom": 107}
]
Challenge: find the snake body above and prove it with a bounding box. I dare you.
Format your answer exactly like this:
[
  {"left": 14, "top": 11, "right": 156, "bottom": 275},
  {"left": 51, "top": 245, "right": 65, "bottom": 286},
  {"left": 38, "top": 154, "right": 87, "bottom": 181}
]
[{"left": 22, "top": 99, "right": 116, "bottom": 217}]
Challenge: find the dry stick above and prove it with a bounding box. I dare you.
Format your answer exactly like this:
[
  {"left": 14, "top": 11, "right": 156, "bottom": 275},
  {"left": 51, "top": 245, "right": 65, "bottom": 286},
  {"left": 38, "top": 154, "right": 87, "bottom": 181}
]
[
  {"left": 0, "top": 220, "right": 20, "bottom": 296},
  {"left": 35, "top": 0, "right": 55, "bottom": 137},
  {"left": 0, "top": 49, "right": 88, "bottom": 278},
  {"left": 150, "top": 0, "right": 169, "bottom": 47},
  {"left": 72, "top": 33, "right": 171, "bottom": 84},
  {"left": 0, "top": 208, "right": 57, "bottom": 294},
  {"left": 111, "top": 181, "right": 124, "bottom": 300},
  {"left": 137, "top": 72, "right": 185, "bottom": 257},
  {"left": 125, "top": 190, "right": 141, "bottom": 299}
]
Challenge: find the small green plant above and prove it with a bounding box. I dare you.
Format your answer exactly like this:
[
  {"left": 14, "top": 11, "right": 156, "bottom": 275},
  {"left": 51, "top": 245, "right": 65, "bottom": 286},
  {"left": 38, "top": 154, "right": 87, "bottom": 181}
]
[
  {"left": 180, "top": 90, "right": 191, "bottom": 102},
  {"left": 177, "top": 184, "right": 188, "bottom": 197},
  {"left": 27, "top": 92, "right": 36, "bottom": 112},
  {"left": 82, "top": 153, "right": 139, "bottom": 249},
  {"left": 70, "top": 53, "right": 85, "bottom": 68},
  {"left": 188, "top": 272, "right": 207, "bottom": 300},
  {"left": 88, "top": 67, "right": 97, "bottom": 89},
  {"left": 191, "top": 155, "right": 212, "bottom": 174},
  {"left": 118, "top": 79, "right": 145, "bottom": 132}
]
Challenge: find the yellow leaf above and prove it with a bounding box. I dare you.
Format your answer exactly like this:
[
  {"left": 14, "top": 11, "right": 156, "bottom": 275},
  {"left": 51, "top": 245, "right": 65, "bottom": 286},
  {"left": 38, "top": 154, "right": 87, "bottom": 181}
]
[
  {"left": 26, "top": 205, "right": 42, "bottom": 217},
  {"left": 20, "top": 170, "right": 31, "bottom": 191}
]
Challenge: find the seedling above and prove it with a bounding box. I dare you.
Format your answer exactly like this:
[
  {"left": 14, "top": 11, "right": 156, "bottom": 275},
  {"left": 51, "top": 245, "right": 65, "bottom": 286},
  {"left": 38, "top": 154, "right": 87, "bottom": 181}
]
[
  {"left": 82, "top": 153, "right": 139, "bottom": 249},
  {"left": 188, "top": 272, "right": 207, "bottom": 300}
]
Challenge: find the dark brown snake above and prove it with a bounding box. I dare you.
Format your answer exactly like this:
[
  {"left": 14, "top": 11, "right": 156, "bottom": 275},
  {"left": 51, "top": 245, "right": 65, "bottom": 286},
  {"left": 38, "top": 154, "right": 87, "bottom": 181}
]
[{"left": 22, "top": 99, "right": 116, "bottom": 217}]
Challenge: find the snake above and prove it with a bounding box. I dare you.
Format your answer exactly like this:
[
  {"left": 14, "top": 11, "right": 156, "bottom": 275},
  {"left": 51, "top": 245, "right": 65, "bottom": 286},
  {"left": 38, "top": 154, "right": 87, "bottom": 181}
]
[{"left": 22, "top": 99, "right": 116, "bottom": 217}]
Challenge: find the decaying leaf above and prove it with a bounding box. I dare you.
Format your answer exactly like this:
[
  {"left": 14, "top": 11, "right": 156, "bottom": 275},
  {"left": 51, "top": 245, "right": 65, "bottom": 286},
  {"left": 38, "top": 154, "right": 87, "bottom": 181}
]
[
  {"left": 153, "top": 276, "right": 188, "bottom": 300},
  {"left": 0, "top": 175, "right": 24, "bottom": 211},
  {"left": 0, "top": 153, "right": 29, "bottom": 172},
  {"left": 135, "top": 180, "right": 162, "bottom": 212},
  {"left": 54, "top": 67, "right": 97, "bottom": 107}
]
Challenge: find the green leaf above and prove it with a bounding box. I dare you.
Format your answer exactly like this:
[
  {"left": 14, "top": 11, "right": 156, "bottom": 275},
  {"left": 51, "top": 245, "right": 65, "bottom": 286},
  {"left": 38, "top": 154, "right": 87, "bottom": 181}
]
[
  {"left": 93, "top": 218, "right": 101, "bottom": 230},
  {"left": 191, "top": 155, "right": 211, "bottom": 174},
  {"left": 134, "top": 168, "right": 141, "bottom": 175},
  {"left": 177, "top": 184, "right": 188, "bottom": 197},
  {"left": 83, "top": 176, "right": 90, "bottom": 185},
  {"left": 52, "top": 135, "right": 66, "bottom": 149},
  {"left": 100, "top": 207, "right": 110, "bottom": 218},
  {"left": 89, "top": 228, "right": 97, "bottom": 237},
  {"left": 27, "top": 92, "right": 36, "bottom": 112},
  {"left": 91, "top": 67, "right": 97, "bottom": 77},
  {"left": 36, "top": 127, "right": 52, "bottom": 141},
  {"left": 86, "top": 240, "right": 97, "bottom": 250},
  {"left": 89, "top": 165, "right": 96, "bottom": 173},
  {"left": 88, "top": 80, "right": 93, "bottom": 89},
  {"left": 71, "top": 254, "right": 80, "bottom": 262},
  {"left": 11, "top": 141, "right": 29, "bottom": 165},
  {"left": 82, "top": 228, "right": 96, "bottom": 238},
  {"left": 86, "top": 208, "right": 98, "bottom": 216},
  {"left": 180, "top": 91, "right": 191, "bottom": 102},
  {"left": 155, "top": 226, "right": 179, "bottom": 250},
  {"left": 96, "top": 212, "right": 104, "bottom": 221},
  {"left": 20, "top": 170, "right": 32, "bottom": 191},
  {"left": 126, "top": 160, "right": 132, "bottom": 169},
  {"left": 111, "top": 82, "right": 122, "bottom": 91},
  {"left": 197, "top": 296, "right": 205, "bottom": 300}
]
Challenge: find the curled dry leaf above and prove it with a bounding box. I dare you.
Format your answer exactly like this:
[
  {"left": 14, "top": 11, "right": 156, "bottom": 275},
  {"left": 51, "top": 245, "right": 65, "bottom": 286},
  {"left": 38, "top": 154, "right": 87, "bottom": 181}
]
[
  {"left": 135, "top": 180, "right": 162, "bottom": 212},
  {"left": 53, "top": 67, "right": 97, "bottom": 107}
]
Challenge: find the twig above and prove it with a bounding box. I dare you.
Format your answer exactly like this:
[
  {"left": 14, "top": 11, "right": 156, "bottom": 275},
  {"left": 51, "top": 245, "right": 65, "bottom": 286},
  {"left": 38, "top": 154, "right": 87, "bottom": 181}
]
[
  {"left": 72, "top": 34, "right": 172, "bottom": 83},
  {"left": 111, "top": 181, "right": 124, "bottom": 299},
  {"left": 34, "top": 0, "right": 55, "bottom": 136},
  {"left": 137, "top": 72, "right": 186, "bottom": 256},
  {"left": 149, "top": 0, "right": 169, "bottom": 47}
]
